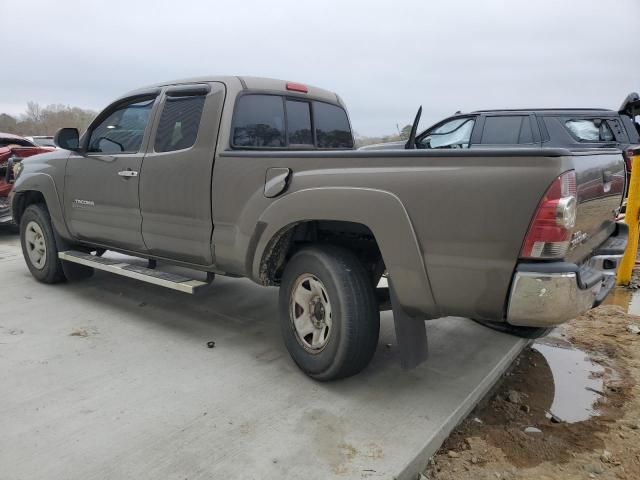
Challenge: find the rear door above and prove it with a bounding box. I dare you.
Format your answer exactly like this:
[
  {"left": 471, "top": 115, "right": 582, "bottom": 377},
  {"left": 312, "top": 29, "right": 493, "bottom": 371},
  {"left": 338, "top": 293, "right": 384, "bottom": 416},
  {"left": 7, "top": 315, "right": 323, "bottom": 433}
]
[
  {"left": 139, "top": 82, "right": 226, "bottom": 265},
  {"left": 474, "top": 113, "right": 540, "bottom": 147},
  {"left": 64, "top": 93, "right": 158, "bottom": 251}
]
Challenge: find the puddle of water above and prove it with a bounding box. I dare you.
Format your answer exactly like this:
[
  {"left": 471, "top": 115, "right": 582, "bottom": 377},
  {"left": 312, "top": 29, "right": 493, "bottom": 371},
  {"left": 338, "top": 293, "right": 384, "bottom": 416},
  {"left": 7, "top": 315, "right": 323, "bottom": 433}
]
[
  {"left": 532, "top": 342, "right": 605, "bottom": 423},
  {"left": 602, "top": 287, "right": 640, "bottom": 315}
]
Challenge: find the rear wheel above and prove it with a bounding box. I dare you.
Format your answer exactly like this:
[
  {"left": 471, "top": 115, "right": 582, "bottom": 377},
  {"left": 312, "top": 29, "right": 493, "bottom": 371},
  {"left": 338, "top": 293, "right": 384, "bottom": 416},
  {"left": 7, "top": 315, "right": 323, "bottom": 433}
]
[
  {"left": 20, "top": 204, "right": 66, "bottom": 283},
  {"left": 279, "top": 245, "right": 380, "bottom": 381}
]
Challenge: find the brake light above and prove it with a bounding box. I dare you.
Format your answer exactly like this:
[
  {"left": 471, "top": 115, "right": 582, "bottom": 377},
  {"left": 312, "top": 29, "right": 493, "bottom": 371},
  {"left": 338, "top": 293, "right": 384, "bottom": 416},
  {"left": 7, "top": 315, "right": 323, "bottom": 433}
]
[
  {"left": 520, "top": 170, "right": 577, "bottom": 259},
  {"left": 286, "top": 82, "right": 308, "bottom": 93}
]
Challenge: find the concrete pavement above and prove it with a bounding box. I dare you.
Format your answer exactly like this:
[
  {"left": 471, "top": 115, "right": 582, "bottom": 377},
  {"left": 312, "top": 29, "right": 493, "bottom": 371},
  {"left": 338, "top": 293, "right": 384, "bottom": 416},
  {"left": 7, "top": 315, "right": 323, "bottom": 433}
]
[{"left": 0, "top": 232, "right": 528, "bottom": 480}]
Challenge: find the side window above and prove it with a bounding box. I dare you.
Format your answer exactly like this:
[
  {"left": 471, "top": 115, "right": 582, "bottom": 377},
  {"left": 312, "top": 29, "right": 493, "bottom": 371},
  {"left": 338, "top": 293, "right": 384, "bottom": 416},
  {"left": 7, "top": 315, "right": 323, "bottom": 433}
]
[
  {"left": 88, "top": 98, "right": 155, "bottom": 154},
  {"left": 481, "top": 116, "right": 533, "bottom": 144},
  {"left": 314, "top": 102, "right": 353, "bottom": 149},
  {"left": 232, "top": 95, "right": 285, "bottom": 147},
  {"left": 420, "top": 117, "right": 475, "bottom": 149},
  {"left": 286, "top": 100, "right": 312, "bottom": 145},
  {"left": 154, "top": 96, "right": 205, "bottom": 152},
  {"left": 565, "top": 119, "right": 614, "bottom": 142}
]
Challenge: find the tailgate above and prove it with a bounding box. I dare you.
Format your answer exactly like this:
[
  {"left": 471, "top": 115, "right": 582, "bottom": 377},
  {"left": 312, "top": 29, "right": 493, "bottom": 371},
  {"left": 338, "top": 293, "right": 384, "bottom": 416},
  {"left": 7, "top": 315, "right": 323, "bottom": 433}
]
[{"left": 566, "top": 150, "right": 625, "bottom": 264}]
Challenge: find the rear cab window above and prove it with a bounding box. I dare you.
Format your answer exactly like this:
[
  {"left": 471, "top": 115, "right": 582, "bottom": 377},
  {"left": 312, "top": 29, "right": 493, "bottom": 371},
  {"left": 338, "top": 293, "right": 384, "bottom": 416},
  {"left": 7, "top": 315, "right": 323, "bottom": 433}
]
[
  {"left": 286, "top": 100, "right": 313, "bottom": 146},
  {"left": 231, "top": 94, "right": 353, "bottom": 149},
  {"left": 314, "top": 102, "right": 353, "bottom": 148}
]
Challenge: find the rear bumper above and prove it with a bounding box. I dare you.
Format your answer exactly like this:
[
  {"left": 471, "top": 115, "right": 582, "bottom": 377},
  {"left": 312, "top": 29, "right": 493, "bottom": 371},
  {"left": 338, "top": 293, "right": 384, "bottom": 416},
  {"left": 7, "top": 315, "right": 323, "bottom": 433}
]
[{"left": 507, "top": 223, "right": 628, "bottom": 327}]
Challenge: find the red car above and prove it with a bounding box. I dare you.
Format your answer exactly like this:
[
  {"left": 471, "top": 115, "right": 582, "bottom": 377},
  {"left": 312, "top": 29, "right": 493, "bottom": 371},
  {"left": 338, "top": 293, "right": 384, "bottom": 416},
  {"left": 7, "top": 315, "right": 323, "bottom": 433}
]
[{"left": 0, "top": 133, "right": 54, "bottom": 223}]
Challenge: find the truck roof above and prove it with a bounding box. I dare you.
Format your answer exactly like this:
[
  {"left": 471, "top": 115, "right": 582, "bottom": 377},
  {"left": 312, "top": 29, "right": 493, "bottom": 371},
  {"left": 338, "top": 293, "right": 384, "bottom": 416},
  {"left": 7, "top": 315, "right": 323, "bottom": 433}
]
[{"left": 125, "top": 75, "right": 342, "bottom": 105}]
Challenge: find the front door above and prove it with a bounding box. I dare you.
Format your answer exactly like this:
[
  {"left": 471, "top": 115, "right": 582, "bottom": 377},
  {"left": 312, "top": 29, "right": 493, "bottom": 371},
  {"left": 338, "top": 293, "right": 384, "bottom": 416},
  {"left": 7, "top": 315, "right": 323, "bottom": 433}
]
[{"left": 64, "top": 95, "right": 158, "bottom": 252}]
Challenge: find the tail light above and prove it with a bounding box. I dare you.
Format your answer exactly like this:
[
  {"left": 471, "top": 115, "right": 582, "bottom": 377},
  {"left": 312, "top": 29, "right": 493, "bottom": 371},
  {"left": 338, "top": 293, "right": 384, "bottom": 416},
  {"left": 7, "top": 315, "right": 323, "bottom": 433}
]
[{"left": 520, "top": 170, "right": 577, "bottom": 259}]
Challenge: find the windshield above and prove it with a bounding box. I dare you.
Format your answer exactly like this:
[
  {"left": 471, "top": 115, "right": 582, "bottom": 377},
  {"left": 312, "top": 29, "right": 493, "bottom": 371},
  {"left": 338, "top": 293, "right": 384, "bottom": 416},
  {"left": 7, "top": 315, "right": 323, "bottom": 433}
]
[{"left": 419, "top": 118, "right": 475, "bottom": 149}]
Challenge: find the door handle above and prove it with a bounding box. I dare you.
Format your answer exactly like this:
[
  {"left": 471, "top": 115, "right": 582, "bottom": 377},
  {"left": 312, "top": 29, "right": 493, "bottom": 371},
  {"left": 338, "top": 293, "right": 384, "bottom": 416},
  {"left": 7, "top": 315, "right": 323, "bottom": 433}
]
[{"left": 118, "top": 169, "right": 138, "bottom": 178}]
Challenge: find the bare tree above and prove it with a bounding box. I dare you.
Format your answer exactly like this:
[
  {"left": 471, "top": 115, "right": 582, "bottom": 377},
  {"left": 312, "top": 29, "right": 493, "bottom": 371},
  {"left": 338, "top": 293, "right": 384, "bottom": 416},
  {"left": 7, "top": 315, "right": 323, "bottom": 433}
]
[
  {"left": 24, "top": 101, "right": 43, "bottom": 124},
  {"left": 0, "top": 102, "right": 97, "bottom": 136}
]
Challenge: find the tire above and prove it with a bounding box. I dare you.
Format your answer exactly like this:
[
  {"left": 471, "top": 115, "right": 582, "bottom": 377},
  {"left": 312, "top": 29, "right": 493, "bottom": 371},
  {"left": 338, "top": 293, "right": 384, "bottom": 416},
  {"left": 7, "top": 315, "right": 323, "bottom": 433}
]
[
  {"left": 279, "top": 245, "right": 380, "bottom": 381},
  {"left": 20, "top": 204, "right": 66, "bottom": 284},
  {"left": 472, "top": 319, "right": 552, "bottom": 339}
]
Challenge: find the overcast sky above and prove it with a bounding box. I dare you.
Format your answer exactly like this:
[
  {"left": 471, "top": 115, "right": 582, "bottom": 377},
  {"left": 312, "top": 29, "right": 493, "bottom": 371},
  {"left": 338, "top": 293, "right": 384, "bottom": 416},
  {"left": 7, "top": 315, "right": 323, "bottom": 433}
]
[{"left": 1, "top": 0, "right": 639, "bottom": 136}]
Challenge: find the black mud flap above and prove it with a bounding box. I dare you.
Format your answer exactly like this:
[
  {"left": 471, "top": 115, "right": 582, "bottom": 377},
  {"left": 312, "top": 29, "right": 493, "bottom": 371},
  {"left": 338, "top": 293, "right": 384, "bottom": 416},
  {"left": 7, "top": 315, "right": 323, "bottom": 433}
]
[
  {"left": 61, "top": 259, "right": 95, "bottom": 281},
  {"left": 389, "top": 280, "right": 428, "bottom": 369},
  {"left": 54, "top": 231, "right": 94, "bottom": 281}
]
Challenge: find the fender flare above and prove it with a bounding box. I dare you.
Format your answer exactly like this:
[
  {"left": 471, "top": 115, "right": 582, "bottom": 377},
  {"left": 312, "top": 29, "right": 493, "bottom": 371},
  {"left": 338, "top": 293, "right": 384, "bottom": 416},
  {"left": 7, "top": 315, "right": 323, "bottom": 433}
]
[
  {"left": 13, "top": 172, "right": 71, "bottom": 239},
  {"left": 252, "top": 187, "right": 439, "bottom": 318}
]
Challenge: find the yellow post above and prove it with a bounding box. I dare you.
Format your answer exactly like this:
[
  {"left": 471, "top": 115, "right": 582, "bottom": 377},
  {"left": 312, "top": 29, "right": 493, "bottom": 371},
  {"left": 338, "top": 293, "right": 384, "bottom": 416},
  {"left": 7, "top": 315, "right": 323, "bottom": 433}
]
[{"left": 617, "top": 150, "right": 640, "bottom": 285}]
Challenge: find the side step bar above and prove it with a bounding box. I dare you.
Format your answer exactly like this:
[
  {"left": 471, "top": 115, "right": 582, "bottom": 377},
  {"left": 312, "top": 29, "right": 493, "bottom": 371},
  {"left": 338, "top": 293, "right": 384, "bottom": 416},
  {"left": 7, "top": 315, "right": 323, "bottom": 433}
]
[{"left": 58, "top": 251, "right": 209, "bottom": 294}]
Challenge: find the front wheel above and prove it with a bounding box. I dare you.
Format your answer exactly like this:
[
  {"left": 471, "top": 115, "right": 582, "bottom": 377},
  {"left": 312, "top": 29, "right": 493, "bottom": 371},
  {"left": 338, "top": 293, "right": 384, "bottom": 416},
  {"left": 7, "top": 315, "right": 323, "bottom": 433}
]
[
  {"left": 279, "top": 245, "right": 380, "bottom": 381},
  {"left": 20, "top": 204, "right": 66, "bottom": 283}
]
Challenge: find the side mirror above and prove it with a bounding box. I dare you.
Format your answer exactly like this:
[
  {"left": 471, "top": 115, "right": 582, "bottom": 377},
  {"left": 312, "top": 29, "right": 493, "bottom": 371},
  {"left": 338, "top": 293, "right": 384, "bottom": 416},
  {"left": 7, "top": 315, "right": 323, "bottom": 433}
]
[{"left": 54, "top": 128, "right": 80, "bottom": 150}]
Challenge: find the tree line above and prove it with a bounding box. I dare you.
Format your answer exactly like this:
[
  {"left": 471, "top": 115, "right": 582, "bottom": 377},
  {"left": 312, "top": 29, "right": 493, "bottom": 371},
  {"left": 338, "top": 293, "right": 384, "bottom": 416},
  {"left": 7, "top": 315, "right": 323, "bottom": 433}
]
[
  {"left": 0, "top": 102, "right": 97, "bottom": 137},
  {"left": 354, "top": 124, "right": 412, "bottom": 148}
]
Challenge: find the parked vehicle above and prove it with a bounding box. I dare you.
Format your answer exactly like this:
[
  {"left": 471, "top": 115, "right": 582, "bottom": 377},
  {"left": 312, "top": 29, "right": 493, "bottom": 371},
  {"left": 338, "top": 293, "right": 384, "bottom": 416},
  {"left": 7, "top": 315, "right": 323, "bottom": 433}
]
[
  {"left": 360, "top": 93, "right": 640, "bottom": 174},
  {"left": 25, "top": 136, "right": 57, "bottom": 148},
  {"left": 11, "top": 76, "right": 627, "bottom": 380},
  {"left": 0, "top": 133, "right": 54, "bottom": 223}
]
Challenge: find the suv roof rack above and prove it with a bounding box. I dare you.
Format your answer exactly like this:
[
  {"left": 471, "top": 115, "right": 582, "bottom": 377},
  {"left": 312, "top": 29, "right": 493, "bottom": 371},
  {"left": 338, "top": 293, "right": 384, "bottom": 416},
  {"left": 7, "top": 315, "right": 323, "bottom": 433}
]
[{"left": 472, "top": 108, "right": 613, "bottom": 113}]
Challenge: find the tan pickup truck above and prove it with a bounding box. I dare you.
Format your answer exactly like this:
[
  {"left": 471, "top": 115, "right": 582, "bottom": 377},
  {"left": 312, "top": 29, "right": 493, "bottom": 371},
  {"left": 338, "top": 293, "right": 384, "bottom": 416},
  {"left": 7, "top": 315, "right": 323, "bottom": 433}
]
[{"left": 11, "top": 76, "right": 627, "bottom": 380}]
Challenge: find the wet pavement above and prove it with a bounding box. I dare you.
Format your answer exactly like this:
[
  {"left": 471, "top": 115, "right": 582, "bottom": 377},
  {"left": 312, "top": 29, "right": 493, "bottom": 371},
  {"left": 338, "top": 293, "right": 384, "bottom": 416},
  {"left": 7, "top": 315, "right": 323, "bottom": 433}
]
[
  {"left": 519, "top": 285, "right": 639, "bottom": 426},
  {"left": 603, "top": 286, "right": 640, "bottom": 315},
  {"left": 532, "top": 342, "right": 605, "bottom": 423}
]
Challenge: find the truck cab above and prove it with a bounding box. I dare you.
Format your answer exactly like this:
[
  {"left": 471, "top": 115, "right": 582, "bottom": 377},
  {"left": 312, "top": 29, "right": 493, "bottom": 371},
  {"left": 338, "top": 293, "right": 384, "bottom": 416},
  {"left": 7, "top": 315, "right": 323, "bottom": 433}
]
[{"left": 39, "top": 77, "right": 354, "bottom": 267}]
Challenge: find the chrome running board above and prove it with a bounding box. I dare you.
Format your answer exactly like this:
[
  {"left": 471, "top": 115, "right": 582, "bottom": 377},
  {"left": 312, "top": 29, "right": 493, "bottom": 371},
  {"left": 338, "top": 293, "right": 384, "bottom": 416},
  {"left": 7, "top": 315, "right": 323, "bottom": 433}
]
[{"left": 58, "top": 250, "right": 209, "bottom": 294}]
